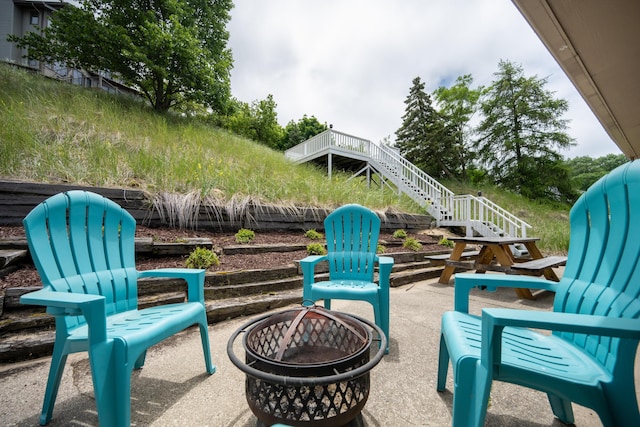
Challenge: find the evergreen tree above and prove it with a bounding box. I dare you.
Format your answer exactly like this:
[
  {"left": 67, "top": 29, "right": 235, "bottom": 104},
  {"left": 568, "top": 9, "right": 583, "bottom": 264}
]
[
  {"left": 476, "top": 60, "right": 576, "bottom": 201},
  {"left": 395, "top": 77, "right": 453, "bottom": 179}
]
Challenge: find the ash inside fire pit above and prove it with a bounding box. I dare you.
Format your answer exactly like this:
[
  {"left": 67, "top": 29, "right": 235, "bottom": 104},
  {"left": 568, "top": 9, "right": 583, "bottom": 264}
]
[{"left": 227, "top": 305, "right": 386, "bottom": 427}]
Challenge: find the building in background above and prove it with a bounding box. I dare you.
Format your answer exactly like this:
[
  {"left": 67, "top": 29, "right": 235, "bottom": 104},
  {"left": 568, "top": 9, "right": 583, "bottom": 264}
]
[{"left": 0, "top": 0, "right": 136, "bottom": 95}]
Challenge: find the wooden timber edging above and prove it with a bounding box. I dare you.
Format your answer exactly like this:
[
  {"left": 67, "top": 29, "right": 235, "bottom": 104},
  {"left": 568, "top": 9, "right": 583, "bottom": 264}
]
[{"left": 0, "top": 180, "right": 435, "bottom": 232}]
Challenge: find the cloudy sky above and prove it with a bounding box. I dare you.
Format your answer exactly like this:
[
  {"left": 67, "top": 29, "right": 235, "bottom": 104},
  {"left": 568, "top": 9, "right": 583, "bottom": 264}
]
[{"left": 227, "top": 0, "right": 620, "bottom": 159}]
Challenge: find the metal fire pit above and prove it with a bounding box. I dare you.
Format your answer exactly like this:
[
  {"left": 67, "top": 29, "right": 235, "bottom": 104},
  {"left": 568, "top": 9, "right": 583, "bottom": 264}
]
[{"left": 227, "top": 305, "right": 386, "bottom": 427}]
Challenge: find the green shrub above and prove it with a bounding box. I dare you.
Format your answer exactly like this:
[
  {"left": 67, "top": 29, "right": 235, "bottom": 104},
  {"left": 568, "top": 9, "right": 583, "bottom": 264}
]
[
  {"left": 185, "top": 247, "right": 219, "bottom": 269},
  {"left": 235, "top": 228, "right": 255, "bottom": 243},
  {"left": 377, "top": 244, "right": 386, "bottom": 254},
  {"left": 439, "top": 237, "right": 454, "bottom": 248},
  {"left": 304, "top": 229, "right": 323, "bottom": 240},
  {"left": 402, "top": 237, "right": 422, "bottom": 251},
  {"left": 393, "top": 229, "right": 408, "bottom": 239},
  {"left": 306, "top": 243, "right": 327, "bottom": 255}
]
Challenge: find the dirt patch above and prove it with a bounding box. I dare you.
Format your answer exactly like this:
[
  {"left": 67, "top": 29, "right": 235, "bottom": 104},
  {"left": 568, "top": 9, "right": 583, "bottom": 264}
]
[{"left": 1, "top": 226, "right": 443, "bottom": 290}]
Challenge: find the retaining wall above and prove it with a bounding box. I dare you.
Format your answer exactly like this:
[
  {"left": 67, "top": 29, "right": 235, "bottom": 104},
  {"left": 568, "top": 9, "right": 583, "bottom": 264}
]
[{"left": 0, "top": 180, "right": 435, "bottom": 232}]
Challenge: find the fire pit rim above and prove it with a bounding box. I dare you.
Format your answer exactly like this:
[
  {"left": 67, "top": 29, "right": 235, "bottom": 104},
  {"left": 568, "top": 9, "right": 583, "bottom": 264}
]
[
  {"left": 242, "top": 305, "right": 371, "bottom": 368},
  {"left": 226, "top": 309, "right": 387, "bottom": 387}
]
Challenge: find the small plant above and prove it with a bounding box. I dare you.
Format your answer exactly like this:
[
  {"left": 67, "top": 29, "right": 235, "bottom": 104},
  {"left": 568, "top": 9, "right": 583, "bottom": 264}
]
[
  {"left": 304, "top": 229, "right": 323, "bottom": 240},
  {"left": 306, "top": 243, "right": 327, "bottom": 255},
  {"left": 235, "top": 228, "right": 255, "bottom": 244},
  {"left": 393, "top": 229, "right": 408, "bottom": 239},
  {"left": 185, "top": 247, "right": 219, "bottom": 269},
  {"left": 174, "top": 237, "right": 189, "bottom": 243},
  {"left": 439, "top": 237, "right": 454, "bottom": 248},
  {"left": 377, "top": 244, "right": 386, "bottom": 254},
  {"left": 402, "top": 237, "right": 422, "bottom": 251}
]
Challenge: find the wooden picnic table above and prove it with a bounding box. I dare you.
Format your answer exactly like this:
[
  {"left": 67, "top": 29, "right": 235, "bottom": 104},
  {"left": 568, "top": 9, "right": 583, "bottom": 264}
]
[{"left": 437, "top": 236, "right": 565, "bottom": 299}]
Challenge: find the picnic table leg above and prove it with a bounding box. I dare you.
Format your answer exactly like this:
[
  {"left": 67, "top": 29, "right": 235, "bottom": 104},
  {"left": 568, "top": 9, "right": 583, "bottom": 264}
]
[
  {"left": 438, "top": 242, "right": 467, "bottom": 284},
  {"left": 474, "top": 246, "right": 495, "bottom": 274},
  {"left": 494, "top": 244, "right": 535, "bottom": 300},
  {"left": 524, "top": 242, "right": 560, "bottom": 282}
]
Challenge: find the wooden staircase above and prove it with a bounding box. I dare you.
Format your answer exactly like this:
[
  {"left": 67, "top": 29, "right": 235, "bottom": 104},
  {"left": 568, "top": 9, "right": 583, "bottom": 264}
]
[{"left": 0, "top": 237, "right": 448, "bottom": 363}]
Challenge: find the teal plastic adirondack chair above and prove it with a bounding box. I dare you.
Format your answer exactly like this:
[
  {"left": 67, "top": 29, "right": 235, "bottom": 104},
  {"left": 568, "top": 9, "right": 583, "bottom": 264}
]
[
  {"left": 300, "top": 204, "right": 394, "bottom": 353},
  {"left": 437, "top": 160, "right": 640, "bottom": 426},
  {"left": 20, "top": 191, "right": 215, "bottom": 426}
]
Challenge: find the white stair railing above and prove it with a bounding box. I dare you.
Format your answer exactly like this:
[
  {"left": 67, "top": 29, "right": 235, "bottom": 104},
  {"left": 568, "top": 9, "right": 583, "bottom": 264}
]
[{"left": 285, "top": 129, "right": 531, "bottom": 239}]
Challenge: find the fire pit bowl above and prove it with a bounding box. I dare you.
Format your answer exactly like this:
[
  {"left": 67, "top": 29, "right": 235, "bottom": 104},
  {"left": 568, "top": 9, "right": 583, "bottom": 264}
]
[{"left": 227, "top": 305, "right": 386, "bottom": 427}]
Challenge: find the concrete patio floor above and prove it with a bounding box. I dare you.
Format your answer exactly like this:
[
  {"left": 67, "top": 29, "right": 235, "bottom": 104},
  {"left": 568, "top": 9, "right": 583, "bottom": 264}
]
[{"left": 2, "top": 274, "right": 637, "bottom": 426}]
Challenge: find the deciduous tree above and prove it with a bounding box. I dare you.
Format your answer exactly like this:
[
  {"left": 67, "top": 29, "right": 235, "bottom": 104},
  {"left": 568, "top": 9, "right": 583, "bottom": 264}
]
[
  {"left": 433, "top": 74, "right": 483, "bottom": 180},
  {"left": 10, "top": 0, "right": 233, "bottom": 113},
  {"left": 225, "top": 95, "right": 284, "bottom": 149},
  {"left": 280, "top": 115, "right": 328, "bottom": 151}
]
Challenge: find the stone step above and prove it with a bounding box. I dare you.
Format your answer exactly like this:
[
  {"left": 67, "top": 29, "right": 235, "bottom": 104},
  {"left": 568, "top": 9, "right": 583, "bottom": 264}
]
[
  {"left": 0, "top": 289, "right": 304, "bottom": 363},
  {"left": 204, "top": 277, "right": 302, "bottom": 300},
  {"left": 0, "top": 253, "right": 445, "bottom": 363}
]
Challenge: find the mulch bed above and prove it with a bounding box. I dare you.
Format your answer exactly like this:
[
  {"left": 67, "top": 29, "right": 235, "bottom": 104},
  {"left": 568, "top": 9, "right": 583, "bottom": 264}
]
[{"left": 0, "top": 226, "right": 444, "bottom": 290}]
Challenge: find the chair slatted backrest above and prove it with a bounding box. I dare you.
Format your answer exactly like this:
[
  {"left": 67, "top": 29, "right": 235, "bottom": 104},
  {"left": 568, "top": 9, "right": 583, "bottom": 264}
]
[
  {"left": 324, "top": 204, "right": 380, "bottom": 282},
  {"left": 554, "top": 160, "right": 640, "bottom": 372},
  {"left": 23, "top": 191, "right": 139, "bottom": 329}
]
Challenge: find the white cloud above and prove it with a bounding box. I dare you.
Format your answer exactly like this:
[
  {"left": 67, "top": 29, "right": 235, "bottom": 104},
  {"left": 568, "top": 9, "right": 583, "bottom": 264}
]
[{"left": 228, "top": 0, "right": 620, "bottom": 158}]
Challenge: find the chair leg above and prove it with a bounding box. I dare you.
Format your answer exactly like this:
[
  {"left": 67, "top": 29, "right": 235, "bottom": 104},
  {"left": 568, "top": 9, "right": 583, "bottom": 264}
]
[
  {"left": 470, "top": 363, "right": 492, "bottom": 427},
  {"left": 88, "top": 339, "right": 130, "bottom": 426},
  {"left": 602, "top": 384, "right": 640, "bottom": 427},
  {"left": 323, "top": 299, "right": 332, "bottom": 310},
  {"left": 373, "top": 303, "right": 390, "bottom": 354},
  {"left": 450, "top": 356, "right": 479, "bottom": 427},
  {"left": 436, "top": 334, "right": 449, "bottom": 392},
  {"left": 547, "top": 393, "right": 575, "bottom": 425},
  {"left": 134, "top": 350, "right": 147, "bottom": 369},
  {"left": 39, "top": 344, "right": 68, "bottom": 425},
  {"left": 198, "top": 318, "right": 216, "bottom": 374}
]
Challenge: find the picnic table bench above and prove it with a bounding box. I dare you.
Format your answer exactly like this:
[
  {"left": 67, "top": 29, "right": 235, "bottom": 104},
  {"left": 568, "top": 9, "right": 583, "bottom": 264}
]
[{"left": 510, "top": 255, "right": 567, "bottom": 276}]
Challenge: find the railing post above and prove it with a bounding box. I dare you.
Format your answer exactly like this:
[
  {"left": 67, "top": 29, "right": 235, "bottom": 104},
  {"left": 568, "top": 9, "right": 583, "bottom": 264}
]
[{"left": 466, "top": 197, "right": 473, "bottom": 237}]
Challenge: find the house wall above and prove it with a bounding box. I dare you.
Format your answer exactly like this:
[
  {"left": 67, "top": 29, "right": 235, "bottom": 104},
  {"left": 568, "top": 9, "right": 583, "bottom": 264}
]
[
  {"left": 0, "top": 0, "right": 19, "bottom": 62},
  {"left": 0, "top": 0, "right": 63, "bottom": 66}
]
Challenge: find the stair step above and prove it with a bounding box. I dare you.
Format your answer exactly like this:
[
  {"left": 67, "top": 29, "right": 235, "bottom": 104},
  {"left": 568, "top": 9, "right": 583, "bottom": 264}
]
[
  {"left": 0, "top": 249, "right": 29, "bottom": 269},
  {"left": 204, "top": 277, "right": 302, "bottom": 300},
  {"left": 0, "top": 329, "right": 55, "bottom": 363},
  {"left": 0, "top": 257, "right": 445, "bottom": 363},
  {"left": 206, "top": 266, "right": 299, "bottom": 286},
  {"left": 205, "top": 289, "right": 302, "bottom": 323},
  {"left": 391, "top": 266, "right": 443, "bottom": 287}
]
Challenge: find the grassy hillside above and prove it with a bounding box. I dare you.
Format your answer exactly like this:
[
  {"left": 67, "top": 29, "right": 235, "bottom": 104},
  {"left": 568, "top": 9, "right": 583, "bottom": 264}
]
[
  {"left": 0, "top": 64, "right": 570, "bottom": 253},
  {"left": 0, "top": 64, "right": 420, "bottom": 211}
]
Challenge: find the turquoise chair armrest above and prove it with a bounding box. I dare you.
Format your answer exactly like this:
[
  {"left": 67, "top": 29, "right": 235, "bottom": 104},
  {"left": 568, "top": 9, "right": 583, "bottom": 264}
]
[
  {"left": 20, "top": 289, "right": 108, "bottom": 344},
  {"left": 482, "top": 308, "right": 640, "bottom": 339},
  {"left": 480, "top": 308, "right": 640, "bottom": 372},
  {"left": 20, "top": 288, "right": 104, "bottom": 314},
  {"left": 454, "top": 273, "right": 557, "bottom": 313},
  {"left": 138, "top": 268, "right": 206, "bottom": 303},
  {"left": 300, "top": 255, "right": 328, "bottom": 284},
  {"left": 376, "top": 256, "right": 394, "bottom": 289},
  {"left": 299, "top": 255, "right": 328, "bottom": 266}
]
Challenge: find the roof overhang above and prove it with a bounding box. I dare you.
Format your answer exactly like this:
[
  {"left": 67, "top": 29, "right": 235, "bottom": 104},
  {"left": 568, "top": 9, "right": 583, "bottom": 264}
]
[{"left": 512, "top": 0, "right": 640, "bottom": 159}]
